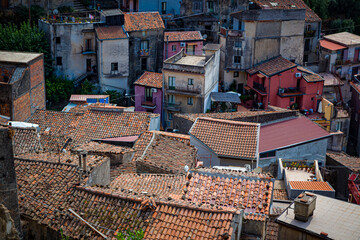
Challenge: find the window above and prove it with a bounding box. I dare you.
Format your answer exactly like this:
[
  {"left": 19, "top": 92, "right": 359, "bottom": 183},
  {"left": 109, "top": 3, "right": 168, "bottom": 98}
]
[
  {"left": 188, "top": 78, "right": 194, "bottom": 85},
  {"left": 111, "top": 62, "right": 118, "bottom": 71},
  {"left": 56, "top": 37, "right": 61, "bottom": 44},
  {"left": 233, "top": 71, "right": 239, "bottom": 77},
  {"left": 141, "top": 58, "right": 147, "bottom": 71},
  {"left": 168, "top": 94, "right": 175, "bottom": 103},
  {"left": 290, "top": 97, "right": 294, "bottom": 102},
  {"left": 306, "top": 24, "right": 312, "bottom": 31},
  {"left": 172, "top": 45, "right": 177, "bottom": 52},
  {"left": 56, "top": 57, "right": 62, "bottom": 66},
  {"left": 140, "top": 40, "right": 149, "bottom": 50},
  {"left": 260, "top": 151, "right": 276, "bottom": 158},
  {"left": 207, "top": 1, "right": 214, "bottom": 12},
  {"left": 168, "top": 112, "right": 173, "bottom": 120},
  {"left": 234, "top": 56, "right": 241, "bottom": 64},
  {"left": 336, "top": 121, "right": 342, "bottom": 131},
  {"left": 234, "top": 39, "right": 242, "bottom": 48},
  {"left": 193, "top": 1, "right": 201, "bottom": 11},
  {"left": 86, "top": 39, "right": 92, "bottom": 51},
  {"left": 168, "top": 76, "right": 175, "bottom": 88},
  {"left": 187, "top": 97, "right": 193, "bottom": 105},
  {"left": 145, "top": 87, "right": 153, "bottom": 101},
  {"left": 161, "top": 2, "right": 167, "bottom": 14}
]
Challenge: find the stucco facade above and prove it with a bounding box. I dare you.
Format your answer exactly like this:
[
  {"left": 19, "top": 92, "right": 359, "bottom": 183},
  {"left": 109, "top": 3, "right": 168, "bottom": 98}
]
[
  {"left": 97, "top": 34, "right": 129, "bottom": 93},
  {"left": 163, "top": 48, "right": 220, "bottom": 129},
  {"left": 39, "top": 20, "right": 98, "bottom": 81},
  {"left": 164, "top": 40, "right": 204, "bottom": 60},
  {"left": 134, "top": 85, "right": 162, "bottom": 115}
]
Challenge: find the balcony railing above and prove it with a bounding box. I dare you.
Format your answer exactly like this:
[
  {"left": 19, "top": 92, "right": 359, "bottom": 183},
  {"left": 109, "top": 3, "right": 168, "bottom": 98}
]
[
  {"left": 278, "top": 87, "right": 304, "bottom": 97},
  {"left": 140, "top": 49, "right": 149, "bottom": 56},
  {"left": 335, "top": 59, "right": 360, "bottom": 66},
  {"left": 253, "top": 82, "right": 266, "bottom": 93},
  {"left": 164, "top": 101, "right": 181, "bottom": 111},
  {"left": 165, "top": 85, "right": 201, "bottom": 95},
  {"left": 141, "top": 97, "right": 157, "bottom": 109}
]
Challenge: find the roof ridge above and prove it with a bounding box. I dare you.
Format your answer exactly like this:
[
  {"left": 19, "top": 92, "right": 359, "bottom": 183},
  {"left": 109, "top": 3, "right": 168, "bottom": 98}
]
[
  {"left": 149, "top": 130, "right": 190, "bottom": 140},
  {"left": 196, "top": 117, "right": 260, "bottom": 127},
  {"left": 14, "top": 158, "right": 79, "bottom": 169}
]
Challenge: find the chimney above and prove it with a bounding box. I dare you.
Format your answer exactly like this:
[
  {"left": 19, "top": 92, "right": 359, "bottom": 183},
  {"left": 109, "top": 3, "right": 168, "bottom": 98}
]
[
  {"left": 82, "top": 151, "right": 88, "bottom": 172},
  {"left": 77, "top": 149, "right": 84, "bottom": 170},
  {"left": 294, "top": 192, "right": 317, "bottom": 222},
  {"left": 0, "top": 127, "right": 22, "bottom": 237}
]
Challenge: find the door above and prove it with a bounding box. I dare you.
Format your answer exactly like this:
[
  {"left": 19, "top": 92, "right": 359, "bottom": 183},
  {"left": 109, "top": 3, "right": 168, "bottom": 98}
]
[{"left": 86, "top": 59, "right": 92, "bottom": 72}]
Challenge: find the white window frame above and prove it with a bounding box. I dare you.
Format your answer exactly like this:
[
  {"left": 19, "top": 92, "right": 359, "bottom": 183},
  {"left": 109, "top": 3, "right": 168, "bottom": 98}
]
[
  {"left": 168, "top": 76, "right": 175, "bottom": 87},
  {"left": 168, "top": 94, "right": 175, "bottom": 104}
]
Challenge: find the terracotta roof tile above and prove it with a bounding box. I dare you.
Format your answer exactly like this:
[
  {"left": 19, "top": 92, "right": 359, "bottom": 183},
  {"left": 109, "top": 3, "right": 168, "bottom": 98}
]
[
  {"left": 319, "top": 39, "right": 347, "bottom": 51},
  {"left": 74, "top": 141, "right": 134, "bottom": 155},
  {"left": 137, "top": 133, "right": 197, "bottom": 174},
  {"left": 289, "top": 181, "right": 334, "bottom": 191},
  {"left": 251, "top": 0, "right": 321, "bottom": 22},
  {"left": 95, "top": 25, "right": 127, "bottom": 40},
  {"left": 190, "top": 117, "right": 259, "bottom": 159},
  {"left": 326, "top": 151, "right": 360, "bottom": 172},
  {"left": 247, "top": 56, "right": 296, "bottom": 77},
  {"left": 132, "top": 131, "right": 154, "bottom": 160},
  {"left": 134, "top": 71, "right": 162, "bottom": 88},
  {"left": 11, "top": 127, "right": 42, "bottom": 155},
  {"left": 124, "top": 12, "right": 165, "bottom": 32},
  {"left": 164, "top": 31, "right": 203, "bottom": 42},
  {"left": 273, "top": 189, "right": 288, "bottom": 200},
  {"left": 266, "top": 219, "right": 279, "bottom": 240}
]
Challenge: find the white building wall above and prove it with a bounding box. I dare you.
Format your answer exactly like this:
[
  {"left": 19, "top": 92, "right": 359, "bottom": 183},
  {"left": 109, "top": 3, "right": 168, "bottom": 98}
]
[
  {"left": 203, "top": 49, "right": 220, "bottom": 112},
  {"left": 190, "top": 136, "right": 219, "bottom": 167},
  {"left": 97, "top": 37, "right": 129, "bottom": 93}
]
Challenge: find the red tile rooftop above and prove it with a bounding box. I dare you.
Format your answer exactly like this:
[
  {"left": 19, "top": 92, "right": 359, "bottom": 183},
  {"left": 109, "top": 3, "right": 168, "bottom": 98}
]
[
  {"left": 95, "top": 25, "right": 128, "bottom": 40},
  {"left": 100, "top": 135, "right": 139, "bottom": 142},
  {"left": 320, "top": 39, "right": 347, "bottom": 51},
  {"left": 246, "top": 56, "right": 296, "bottom": 77},
  {"left": 259, "top": 117, "right": 330, "bottom": 153},
  {"left": 134, "top": 71, "right": 162, "bottom": 88},
  {"left": 164, "top": 31, "right": 203, "bottom": 42},
  {"left": 124, "top": 12, "right": 165, "bottom": 32},
  {"left": 289, "top": 181, "right": 334, "bottom": 191}
]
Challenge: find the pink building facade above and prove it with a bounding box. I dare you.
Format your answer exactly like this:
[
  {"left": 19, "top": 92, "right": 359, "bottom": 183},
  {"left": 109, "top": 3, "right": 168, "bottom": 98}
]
[
  {"left": 134, "top": 71, "right": 163, "bottom": 115},
  {"left": 164, "top": 31, "right": 204, "bottom": 60},
  {"left": 246, "top": 56, "right": 324, "bottom": 111}
]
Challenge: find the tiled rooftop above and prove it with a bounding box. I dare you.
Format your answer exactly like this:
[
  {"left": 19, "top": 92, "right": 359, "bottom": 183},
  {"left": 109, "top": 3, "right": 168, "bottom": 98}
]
[
  {"left": 15, "top": 158, "right": 242, "bottom": 239},
  {"left": 164, "top": 31, "right": 203, "bottom": 42},
  {"left": 74, "top": 141, "right": 134, "bottom": 155},
  {"left": 273, "top": 189, "right": 288, "bottom": 200},
  {"left": 186, "top": 171, "right": 273, "bottom": 220},
  {"left": 15, "top": 152, "right": 107, "bottom": 170},
  {"left": 326, "top": 151, "right": 360, "bottom": 172},
  {"left": 89, "top": 173, "right": 186, "bottom": 200},
  {"left": 132, "top": 131, "right": 154, "bottom": 160},
  {"left": 247, "top": 56, "right": 296, "bottom": 77},
  {"left": 289, "top": 181, "right": 334, "bottom": 191},
  {"left": 137, "top": 133, "right": 197, "bottom": 174},
  {"left": 134, "top": 71, "right": 163, "bottom": 88},
  {"left": 319, "top": 39, "right": 347, "bottom": 51},
  {"left": 297, "top": 66, "right": 324, "bottom": 82},
  {"left": 190, "top": 117, "right": 259, "bottom": 159},
  {"left": 124, "top": 12, "right": 165, "bottom": 32},
  {"left": 95, "top": 25, "right": 128, "bottom": 40},
  {"left": 251, "top": 0, "right": 321, "bottom": 22},
  {"left": 266, "top": 219, "right": 279, "bottom": 240},
  {"left": 11, "top": 127, "right": 42, "bottom": 155}
]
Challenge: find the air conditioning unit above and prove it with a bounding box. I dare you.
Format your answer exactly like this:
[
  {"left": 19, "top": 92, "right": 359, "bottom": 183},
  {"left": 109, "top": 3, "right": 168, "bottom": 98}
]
[
  {"left": 295, "top": 72, "right": 302, "bottom": 78},
  {"left": 151, "top": 88, "right": 157, "bottom": 93},
  {"left": 180, "top": 42, "right": 186, "bottom": 47}
]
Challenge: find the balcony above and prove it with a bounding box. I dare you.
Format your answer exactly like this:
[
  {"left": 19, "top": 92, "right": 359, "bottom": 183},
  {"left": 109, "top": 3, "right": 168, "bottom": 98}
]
[
  {"left": 253, "top": 82, "right": 267, "bottom": 95},
  {"left": 164, "top": 101, "right": 181, "bottom": 112},
  {"left": 82, "top": 49, "right": 96, "bottom": 55},
  {"left": 304, "top": 30, "right": 316, "bottom": 38},
  {"left": 141, "top": 97, "right": 157, "bottom": 109},
  {"left": 278, "top": 87, "right": 304, "bottom": 97},
  {"left": 165, "top": 85, "right": 201, "bottom": 95},
  {"left": 140, "top": 49, "right": 149, "bottom": 56},
  {"left": 335, "top": 59, "right": 360, "bottom": 66}
]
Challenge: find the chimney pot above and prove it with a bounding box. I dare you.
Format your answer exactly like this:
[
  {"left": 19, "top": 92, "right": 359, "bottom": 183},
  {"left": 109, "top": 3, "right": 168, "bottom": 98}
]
[{"left": 294, "top": 192, "right": 316, "bottom": 222}]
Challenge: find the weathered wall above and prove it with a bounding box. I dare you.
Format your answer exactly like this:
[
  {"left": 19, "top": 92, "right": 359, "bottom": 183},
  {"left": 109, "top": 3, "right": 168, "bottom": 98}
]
[
  {"left": 128, "top": 29, "right": 164, "bottom": 92},
  {"left": 277, "top": 224, "right": 323, "bottom": 240},
  {"left": 13, "top": 92, "right": 31, "bottom": 122},
  {"left": 86, "top": 158, "right": 110, "bottom": 186},
  {"left": 204, "top": 50, "right": 220, "bottom": 112},
  {"left": 190, "top": 136, "right": 219, "bottom": 167},
  {"left": 0, "top": 203, "right": 20, "bottom": 240},
  {"left": 39, "top": 21, "right": 97, "bottom": 80},
  {"left": 0, "top": 127, "right": 22, "bottom": 236},
  {"left": 97, "top": 37, "right": 129, "bottom": 93},
  {"left": 21, "top": 216, "right": 60, "bottom": 240},
  {"left": 164, "top": 41, "right": 204, "bottom": 60}
]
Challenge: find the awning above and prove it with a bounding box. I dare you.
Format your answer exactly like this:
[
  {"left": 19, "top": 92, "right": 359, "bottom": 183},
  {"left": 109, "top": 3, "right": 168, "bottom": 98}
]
[
  {"left": 320, "top": 39, "right": 347, "bottom": 51},
  {"left": 257, "top": 73, "right": 265, "bottom": 78},
  {"left": 210, "top": 92, "right": 241, "bottom": 103}
]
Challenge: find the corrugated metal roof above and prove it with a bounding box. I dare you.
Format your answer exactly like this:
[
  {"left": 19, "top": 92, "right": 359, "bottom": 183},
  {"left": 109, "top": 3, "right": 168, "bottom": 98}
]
[
  {"left": 70, "top": 95, "right": 109, "bottom": 102},
  {"left": 259, "top": 117, "right": 330, "bottom": 153}
]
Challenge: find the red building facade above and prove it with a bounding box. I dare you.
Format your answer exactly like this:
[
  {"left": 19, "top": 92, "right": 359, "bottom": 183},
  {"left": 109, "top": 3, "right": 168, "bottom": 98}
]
[{"left": 246, "top": 56, "right": 324, "bottom": 111}]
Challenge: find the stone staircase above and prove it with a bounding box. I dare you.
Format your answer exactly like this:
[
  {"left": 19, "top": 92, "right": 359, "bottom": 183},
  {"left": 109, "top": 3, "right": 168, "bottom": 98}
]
[{"left": 73, "top": 0, "right": 88, "bottom": 12}]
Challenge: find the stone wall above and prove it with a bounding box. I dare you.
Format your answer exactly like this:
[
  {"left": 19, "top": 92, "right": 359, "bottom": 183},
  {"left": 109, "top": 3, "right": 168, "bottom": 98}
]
[
  {"left": 0, "top": 204, "right": 19, "bottom": 240},
  {"left": 0, "top": 127, "right": 22, "bottom": 236}
]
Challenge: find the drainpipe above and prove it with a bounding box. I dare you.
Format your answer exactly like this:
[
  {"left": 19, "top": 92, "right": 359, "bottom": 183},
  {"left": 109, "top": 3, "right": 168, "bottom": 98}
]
[{"left": 166, "top": 35, "right": 169, "bottom": 60}]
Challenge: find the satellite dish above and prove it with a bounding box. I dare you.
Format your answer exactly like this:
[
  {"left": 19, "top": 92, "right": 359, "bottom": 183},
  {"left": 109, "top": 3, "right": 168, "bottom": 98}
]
[
  {"left": 202, "top": 34, "right": 207, "bottom": 39},
  {"left": 53, "top": 9, "right": 59, "bottom": 14}
]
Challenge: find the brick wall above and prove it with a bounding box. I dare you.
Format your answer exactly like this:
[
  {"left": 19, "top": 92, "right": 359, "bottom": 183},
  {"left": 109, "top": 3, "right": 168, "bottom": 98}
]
[
  {"left": 30, "top": 58, "right": 44, "bottom": 88},
  {"left": 13, "top": 93, "right": 31, "bottom": 121},
  {"left": 30, "top": 83, "right": 46, "bottom": 114}
]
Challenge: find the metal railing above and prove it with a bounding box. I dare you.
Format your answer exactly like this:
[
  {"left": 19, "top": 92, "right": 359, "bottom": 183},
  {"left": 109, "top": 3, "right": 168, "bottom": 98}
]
[{"left": 165, "top": 84, "right": 201, "bottom": 94}]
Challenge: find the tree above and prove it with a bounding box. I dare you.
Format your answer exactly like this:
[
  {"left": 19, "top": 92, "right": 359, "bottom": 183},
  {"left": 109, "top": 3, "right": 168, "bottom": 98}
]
[
  {"left": 104, "top": 90, "right": 124, "bottom": 105},
  {"left": 0, "top": 21, "right": 52, "bottom": 76},
  {"left": 80, "top": 79, "right": 95, "bottom": 94},
  {"left": 45, "top": 76, "right": 74, "bottom": 109}
]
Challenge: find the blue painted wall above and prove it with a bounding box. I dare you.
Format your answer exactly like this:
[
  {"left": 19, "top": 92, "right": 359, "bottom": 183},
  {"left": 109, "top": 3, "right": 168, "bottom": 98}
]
[{"left": 138, "top": 0, "right": 181, "bottom": 16}]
